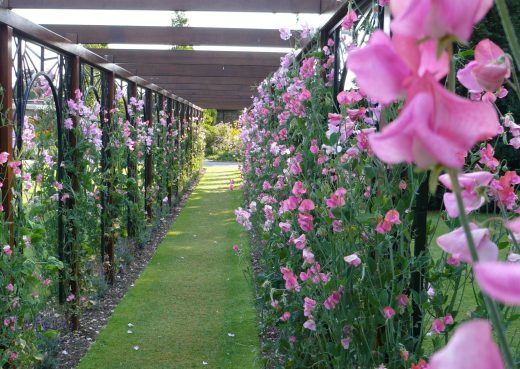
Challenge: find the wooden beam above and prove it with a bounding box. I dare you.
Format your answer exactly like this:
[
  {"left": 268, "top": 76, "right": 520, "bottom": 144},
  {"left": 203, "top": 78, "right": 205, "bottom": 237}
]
[
  {"left": 193, "top": 100, "right": 251, "bottom": 110},
  {"left": 8, "top": 0, "right": 323, "bottom": 13},
  {"left": 43, "top": 25, "right": 294, "bottom": 47},
  {"left": 0, "top": 9, "right": 203, "bottom": 110},
  {"left": 91, "top": 49, "right": 283, "bottom": 67},
  {"left": 161, "top": 84, "right": 255, "bottom": 92},
  {"left": 119, "top": 63, "right": 275, "bottom": 78},
  {"left": 141, "top": 75, "right": 265, "bottom": 86}
]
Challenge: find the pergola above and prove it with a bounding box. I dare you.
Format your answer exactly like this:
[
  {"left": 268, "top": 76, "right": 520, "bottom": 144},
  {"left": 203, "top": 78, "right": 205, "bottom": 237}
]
[{"left": 2, "top": 0, "right": 346, "bottom": 110}]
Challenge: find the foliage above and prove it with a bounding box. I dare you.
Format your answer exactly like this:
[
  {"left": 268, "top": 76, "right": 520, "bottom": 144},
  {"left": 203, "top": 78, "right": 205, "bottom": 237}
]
[
  {"left": 236, "top": 2, "right": 520, "bottom": 368},
  {"left": 203, "top": 122, "right": 241, "bottom": 161},
  {"left": 171, "top": 11, "right": 193, "bottom": 50}
]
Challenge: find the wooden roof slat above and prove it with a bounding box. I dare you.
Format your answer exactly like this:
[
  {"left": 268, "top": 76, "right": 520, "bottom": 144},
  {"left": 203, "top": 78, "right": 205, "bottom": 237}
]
[
  {"left": 43, "top": 25, "right": 294, "bottom": 47},
  {"left": 92, "top": 49, "right": 283, "bottom": 67},
  {"left": 142, "top": 75, "right": 265, "bottom": 86},
  {"left": 119, "top": 63, "right": 276, "bottom": 78},
  {"left": 7, "top": 0, "right": 324, "bottom": 13}
]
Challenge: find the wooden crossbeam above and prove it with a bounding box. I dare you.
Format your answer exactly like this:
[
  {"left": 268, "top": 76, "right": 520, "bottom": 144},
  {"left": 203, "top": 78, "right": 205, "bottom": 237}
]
[
  {"left": 118, "top": 63, "right": 275, "bottom": 78},
  {"left": 92, "top": 49, "right": 283, "bottom": 67},
  {"left": 43, "top": 25, "right": 294, "bottom": 47},
  {"left": 8, "top": 0, "right": 328, "bottom": 13}
]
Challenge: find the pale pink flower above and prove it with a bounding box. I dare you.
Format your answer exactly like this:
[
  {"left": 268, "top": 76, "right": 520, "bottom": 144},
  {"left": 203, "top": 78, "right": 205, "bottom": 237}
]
[
  {"left": 279, "top": 28, "right": 292, "bottom": 41},
  {"left": 6, "top": 283, "right": 14, "bottom": 292},
  {"left": 279, "top": 222, "right": 291, "bottom": 233},
  {"left": 66, "top": 294, "right": 75, "bottom": 302},
  {"left": 298, "top": 213, "right": 314, "bottom": 232},
  {"left": 3, "top": 245, "right": 12, "bottom": 256},
  {"left": 341, "top": 338, "right": 350, "bottom": 349},
  {"left": 232, "top": 244, "right": 240, "bottom": 253},
  {"left": 429, "top": 320, "right": 504, "bottom": 369},
  {"left": 303, "top": 319, "right": 316, "bottom": 331},
  {"left": 298, "top": 199, "right": 315, "bottom": 212},
  {"left": 293, "top": 234, "right": 306, "bottom": 250},
  {"left": 280, "top": 311, "right": 291, "bottom": 321},
  {"left": 474, "top": 261, "right": 520, "bottom": 305},
  {"left": 457, "top": 39, "right": 511, "bottom": 93},
  {"left": 397, "top": 294, "right": 409, "bottom": 306},
  {"left": 0, "top": 152, "right": 9, "bottom": 164},
  {"left": 344, "top": 254, "right": 361, "bottom": 267},
  {"left": 302, "top": 248, "right": 315, "bottom": 264},
  {"left": 303, "top": 297, "right": 317, "bottom": 317},
  {"left": 439, "top": 171, "right": 493, "bottom": 218},
  {"left": 436, "top": 224, "right": 498, "bottom": 264},
  {"left": 399, "top": 180, "right": 407, "bottom": 190}
]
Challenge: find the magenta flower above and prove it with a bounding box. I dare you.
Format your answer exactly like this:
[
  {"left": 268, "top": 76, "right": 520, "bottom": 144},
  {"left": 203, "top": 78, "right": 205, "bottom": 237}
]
[
  {"left": 292, "top": 234, "right": 306, "bottom": 250},
  {"left": 429, "top": 319, "right": 504, "bottom": 369},
  {"left": 431, "top": 319, "right": 446, "bottom": 334},
  {"left": 383, "top": 306, "right": 395, "bottom": 319},
  {"left": 292, "top": 181, "right": 306, "bottom": 196},
  {"left": 397, "top": 294, "right": 409, "bottom": 306},
  {"left": 474, "top": 261, "right": 520, "bottom": 305},
  {"left": 390, "top": 0, "right": 493, "bottom": 42},
  {"left": 341, "top": 10, "right": 358, "bottom": 30},
  {"left": 0, "top": 151, "right": 9, "bottom": 164},
  {"left": 325, "top": 188, "right": 347, "bottom": 208},
  {"left": 298, "top": 213, "right": 314, "bottom": 232},
  {"left": 6, "top": 283, "right": 14, "bottom": 292},
  {"left": 298, "top": 199, "right": 315, "bottom": 212},
  {"left": 280, "top": 311, "right": 291, "bottom": 321},
  {"left": 323, "top": 288, "right": 343, "bottom": 310},
  {"left": 341, "top": 338, "right": 350, "bottom": 349},
  {"left": 457, "top": 39, "right": 511, "bottom": 93},
  {"left": 436, "top": 223, "right": 498, "bottom": 264},
  {"left": 384, "top": 210, "right": 401, "bottom": 225}
]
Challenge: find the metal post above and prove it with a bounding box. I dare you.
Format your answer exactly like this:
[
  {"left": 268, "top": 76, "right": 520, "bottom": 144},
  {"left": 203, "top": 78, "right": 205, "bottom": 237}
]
[
  {"left": 0, "top": 25, "right": 13, "bottom": 247},
  {"left": 144, "top": 89, "right": 153, "bottom": 220}
]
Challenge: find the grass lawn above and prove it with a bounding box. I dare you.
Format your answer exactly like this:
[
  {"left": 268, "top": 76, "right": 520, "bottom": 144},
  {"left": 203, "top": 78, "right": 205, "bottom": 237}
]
[{"left": 77, "top": 164, "right": 260, "bottom": 369}]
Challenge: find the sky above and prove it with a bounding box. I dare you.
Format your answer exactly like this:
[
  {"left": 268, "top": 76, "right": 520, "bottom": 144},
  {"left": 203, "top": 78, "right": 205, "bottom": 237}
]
[{"left": 13, "top": 9, "right": 325, "bottom": 52}]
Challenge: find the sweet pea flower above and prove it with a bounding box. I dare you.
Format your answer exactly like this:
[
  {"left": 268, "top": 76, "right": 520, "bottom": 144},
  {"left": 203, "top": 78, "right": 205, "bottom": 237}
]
[
  {"left": 431, "top": 319, "right": 446, "bottom": 334},
  {"left": 298, "top": 213, "right": 314, "bottom": 232},
  {"left": 383, "top": 306, "right": 395, "bottom": 319},
  {"left": 292, "top": 181, "right": 306, "bottom": 196},
  {"left": 344, "top": 253, "right": 361, "bottom": 267},
  {"left": 280, "top": 311, "right": 291, "bottom": 321},
  {"left": 397, "top": 294, "right": 409, "bottom": 306},
  {"left": 436, "top": 223, "right": 498, "bottom": 264},
  {"left": 303, "top": 297, "right": 317, "bottom": 317},
  {"left": 302, "top": 248, "right": 315, "bottom": 264},
  {"left": 384, "top": 210, "right": 401, "bottom": 225},
  {"left": 292, "top": 234, "right": 306, "bottom": 250},
  {"left": 3, "top": 245, "right": 12, "bottom": 256},
  {"left": 439, "top": 171, "right": 493, "bottom": 218},
  {"left": 341, "top": 338, "right": 350, "bottom": 349},
  {"left": 279, "top": 28, "right": 292, "bottom": 41},
  {"left": 429, "top": 320, "right": 504, "bottom": 369},
  {"left": 280, "top": 267, "right": 300, "bottom": 292},
  {"left": 325, "top": 188, "right": 347, "bottom": 208},
  {"left": 323, "top": 288, "right": 342, "bottom": 310},
  {"left": 457, "top": 39, "right": 511, "bottom": 93},
  {"left": 474, "top": 261, "right": 520, "bottom": 305},
  {"left": 390, "top": 0, "right": 493, "bottom": 42},
  {"left": 6, "top": 283, "right": 14, "bottom": 292},
  {"left": 303, "top": 319, "right": 316, "bottom": 331},
  {"left": 341, "top": 10, "right": 358, "bottom": 30},
  {"left": 279, "top": 222, "right": 291, "bottom": 233},
  {"left": 0, "top": 152, "right": 9, "bottom": 164},
  {"left": 337, "top": 90, "right": 362, "bottom": 105},
  {"left": 332, "top": 220, "right": 343, "bottom": 233},
  {"left": 298, "top": 199, "right": 315, "bottom": 212}
]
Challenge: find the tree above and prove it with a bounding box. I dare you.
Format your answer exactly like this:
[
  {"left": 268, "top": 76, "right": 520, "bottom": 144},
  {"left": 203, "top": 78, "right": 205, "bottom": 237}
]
[{"left": 171, "top": 11, "right": 193, "bottom": 50}]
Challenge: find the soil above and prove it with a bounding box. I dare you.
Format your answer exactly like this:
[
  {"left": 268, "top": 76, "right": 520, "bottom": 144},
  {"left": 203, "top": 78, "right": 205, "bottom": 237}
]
[{"left": 54, "top": 172, "right": 203, "bottom": 369}]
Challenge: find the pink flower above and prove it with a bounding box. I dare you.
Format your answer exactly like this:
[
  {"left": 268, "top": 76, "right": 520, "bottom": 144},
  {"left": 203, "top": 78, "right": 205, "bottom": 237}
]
[
  {"left": 439, "top": 171, "right": 493, "bottom": 218},
  {"left": 232, "top": 244, "right": 240, "bottom": 253},
  {"left": 337, "top": 90, "right": 362, "bottom": 105},
  {"left": 3, "top": 245, "right": 12, "bottom": 256},
  {"left": 341, "top": 338, "right": 350, "bottom": 349},
  {"left": 292, "top": 181, "right": 306, "bottom": 196},
  {"left": 444, "top": 313, "right": 454, "bottom": 325},
  {"left": 479, "top": 144, "right": 499, "bottom": 171},
  {"left": 3, "top": 318, "right": 10, "bottom": 327},
  {"left": 303, "top": 297, "right": 317, "bottom": 317},
  {"left": 280, "top": 311, "right": 291, "bottom": 321},
  {"left": 66, "top": 294, "right": 75, "bottom": 302},
  {"left": 436, "top": 224, "right": 498, "bottom": 264},
  {"left": 323, "top": 288, "right": 342, "bottom": 310},
  {"left": 399, "top": 180, "right": 407, "bottom": 190},
  {"left": 325, "top": 188, "right": 347, "bottom": 208},
  {"left": 431, "top": 319, "right": 446, "bottom": 334},
  {"left": 344, "top": 254, "right": 361, "bottom": 267},
  {"left": 280, "top": 196, "right": 299, "bottom": 213},
  {"left": 384, "top": 210, "right": 401, "bottom": 225},
  {"left": 348, "top": 31, "right": 448, "bottom": 105},
  {"left": 303, "top": 319, "right": 316, "bottom": 331},
  {"left": 376, "top": 221, "right": 392, "bottom": 234},
  {"left": 292, "top": 234, "right": 306, "bottom": 250},
  {"left": 332, "top": 220, "right": 343, "bottom": 233},
  {"left": 298, "top": 199, "right": 315, "bottom": 212},
  {"left": 302, "top": 248, "right": 315, "bottom": 264},
  {"left": 474, "top": 261, "right": 520, "bottom": 305},
  {"left": 369, "top": 79, "right": 499, "bottom": 168},
  {"left": 429, "top": 320, "right": 504, "bottom": 369},
  {"left": 298, "top": 213, "right": 314, "bottom": 232},
  {"left": 279, "top": 28, "right": 292, "bottom": 41},
  {"left": 457, "top": 39, "right": 511, "bottom": 93},
  {"left": 378, "top": 0, "right": 389, "bottom": 5},
  {"left": 397, "top": 294, "right": 409, "bottom": 306},
  {"left": 6, "top": 283, "right": 14, "bottom": 292},
  {"left": 383, "top": 306, "right": 395, "bottom": 319},
  {"left": 280, "top": 267, "right": 300, "bottom": 292},
  {"left": 390, "top": 0, "right": 493, "bottom": 42},
  {"left": 0, "top": 151, "right": 9, "bottom": 164},
  {"left": 279, "top": 222, "right": 291, "bottom": 233},
  {"left": 341, "top": 10, "right": 358, "bottom": 30}
]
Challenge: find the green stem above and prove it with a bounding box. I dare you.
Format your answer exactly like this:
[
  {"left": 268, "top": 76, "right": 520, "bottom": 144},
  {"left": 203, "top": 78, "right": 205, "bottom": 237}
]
[
  {"left": 447, "top": 169, "right": 516, "bottom": 369},
  {"left": 495, "top": 0, "right": 520, "bottom": 73}
]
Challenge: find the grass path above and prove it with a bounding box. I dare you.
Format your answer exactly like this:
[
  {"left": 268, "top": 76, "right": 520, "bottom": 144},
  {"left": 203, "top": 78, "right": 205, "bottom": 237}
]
[{"left": 77, "top": 164, "right": 260, "bottom": 369}]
